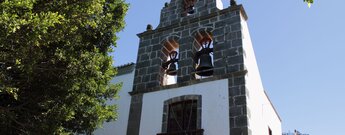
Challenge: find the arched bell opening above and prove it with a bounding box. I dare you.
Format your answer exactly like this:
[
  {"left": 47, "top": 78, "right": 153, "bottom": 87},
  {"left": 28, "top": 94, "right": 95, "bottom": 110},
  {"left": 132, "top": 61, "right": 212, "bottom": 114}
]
[
  {"left": 182, "top": 0, "right": 197, "bottom": 16},
  {"left": 161, "top": 39, "right": 179, "bottom": 86},
  {"left": 193, "top": 31, "right": 214, "bottom": 79}
]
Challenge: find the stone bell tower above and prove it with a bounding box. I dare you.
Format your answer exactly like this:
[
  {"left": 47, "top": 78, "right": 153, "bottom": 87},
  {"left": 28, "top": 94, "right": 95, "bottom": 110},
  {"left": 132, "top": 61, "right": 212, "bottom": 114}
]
[{"left": 127, "top": 0, "right": 282, "bottom": 135}]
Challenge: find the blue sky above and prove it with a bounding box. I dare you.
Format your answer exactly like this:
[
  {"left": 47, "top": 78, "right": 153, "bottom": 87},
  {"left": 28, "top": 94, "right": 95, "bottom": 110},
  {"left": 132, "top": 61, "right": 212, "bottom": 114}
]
[{"left": 113, "top": 0, "right": 345, "bottom": 134}]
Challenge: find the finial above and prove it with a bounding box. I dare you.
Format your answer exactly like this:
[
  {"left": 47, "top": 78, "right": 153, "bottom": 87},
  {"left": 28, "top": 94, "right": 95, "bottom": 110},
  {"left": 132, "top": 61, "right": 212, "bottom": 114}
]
[
  {"left": 164, "top": 2, "right": 169, "bottom": 8},
  {"left": 230, "top": 0, "right": 237, "bottom": 6},
  {"left": 146, "top": 24, "right": 153, "bottom": 31}
]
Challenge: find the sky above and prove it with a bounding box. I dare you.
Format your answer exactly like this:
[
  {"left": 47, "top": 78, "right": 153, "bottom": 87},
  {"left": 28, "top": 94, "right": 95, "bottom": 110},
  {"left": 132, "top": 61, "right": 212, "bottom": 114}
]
[{"left": 112, "top": 0, "right": 345, "bottom": 134}]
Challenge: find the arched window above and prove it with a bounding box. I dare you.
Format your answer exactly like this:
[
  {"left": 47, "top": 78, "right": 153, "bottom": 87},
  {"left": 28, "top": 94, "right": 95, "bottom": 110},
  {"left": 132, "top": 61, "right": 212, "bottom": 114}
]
[
  {"left": 161, "top": 39, "right": 179, "bottom": 86},
  {"left": 183, "top": 0, "right": 196, "bottom": 16},
  {"left": 193, "top": 31, "right": 214, "bottom": 79}
]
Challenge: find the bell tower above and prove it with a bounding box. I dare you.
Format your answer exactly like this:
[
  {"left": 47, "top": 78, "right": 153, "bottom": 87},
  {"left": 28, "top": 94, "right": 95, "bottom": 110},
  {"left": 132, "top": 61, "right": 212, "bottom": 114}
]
[{"left": 127, "top": 0, "right": 282, "bottom": 135}]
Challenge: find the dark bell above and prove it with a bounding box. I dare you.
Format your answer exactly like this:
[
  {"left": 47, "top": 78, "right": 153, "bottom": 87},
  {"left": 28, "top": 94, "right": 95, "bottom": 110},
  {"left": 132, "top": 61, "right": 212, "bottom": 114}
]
[
  {"left": 163, "top": 51, "right": 178, "bottom": 76},
  {"left": 187, "top": 6, "right": 195, "bottom": 14},
  {"left": 196, "top": 53, "right": 213, "bottom": 76},
  {"left": 166, "top": 63, "right": 177, "bottom": 76}
]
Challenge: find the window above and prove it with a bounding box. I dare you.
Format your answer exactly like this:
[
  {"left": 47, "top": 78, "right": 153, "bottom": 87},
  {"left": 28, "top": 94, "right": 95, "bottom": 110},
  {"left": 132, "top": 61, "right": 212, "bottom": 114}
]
[
  {"left": 167, "top": 100, "right": 197, "bottom": 132},
  {"left": 193, "top": 31, "right": 214, "bottom": 79},
  {"left": 183, "top": 0, "right": 196, "bottom": 16},
  {"left": 158, "top": 95, "right": 203, "bottom": 135},
  {"left": 161, "top": 39, "right": 179, "bottom": 86}
]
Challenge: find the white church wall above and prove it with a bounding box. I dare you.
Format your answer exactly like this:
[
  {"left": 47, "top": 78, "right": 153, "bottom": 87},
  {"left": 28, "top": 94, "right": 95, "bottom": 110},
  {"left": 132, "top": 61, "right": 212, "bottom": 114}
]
[
  {"left": 240, "top": 13, "right": 282, "bottom": 135},
  {"left": 93, "top": 71, "right": 135, "bottom": 135},
  {"left": 139, "top": 79, "right": 229, "bottom": 135}
]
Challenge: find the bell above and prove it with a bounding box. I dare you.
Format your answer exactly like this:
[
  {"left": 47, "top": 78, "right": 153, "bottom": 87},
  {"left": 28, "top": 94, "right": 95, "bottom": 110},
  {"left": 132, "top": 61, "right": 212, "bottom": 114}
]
[
  {"left": 196, "top": 53, "right": 213, "bottom": 76},
  {"left": 166, "top": 63, "right": 177, "bottom": 76},
  {"left": 163, "top": 51, "right": 178, "bottom": 76},
  {"left": 187, "top": 6, "right": 195, "bottom": 14}
]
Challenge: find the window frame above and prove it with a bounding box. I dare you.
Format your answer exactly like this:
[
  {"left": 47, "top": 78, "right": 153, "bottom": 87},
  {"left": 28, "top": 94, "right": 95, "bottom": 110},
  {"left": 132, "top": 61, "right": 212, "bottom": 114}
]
[
  {"left": 167, "top": 100, "right": 198, "bottom": 132},
  {"left": 161, "top": 95, "right": 202, "bottom": 133},
  {"left": 182, "top": 0, "right": 197, "bottom": 16}
]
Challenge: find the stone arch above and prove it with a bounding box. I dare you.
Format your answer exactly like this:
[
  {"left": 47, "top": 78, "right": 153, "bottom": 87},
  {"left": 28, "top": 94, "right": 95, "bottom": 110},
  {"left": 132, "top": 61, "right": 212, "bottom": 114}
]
[
  {"left": 181, "top": 0, "right": 197, "bottom": 16},
  {"left": 160, "top": 35, "right": 181, "bottom": 57},
  {"left": 160, "top": 34, "right": 181, "bottom": 45},
  {"left": 194, "top": 31, "right": 212, "bottom": 46},
  {"left": 160, "top": 34, "right": 181, "bottom": 86},
  {"left": 190, "top": 28, "right": 215, "bottom": 78},
  {"left": 191, "top": 27, "right": 214, "bottom": 37},
  {"left": 191, "top": 27, "right": 214, "bottom": 51}
]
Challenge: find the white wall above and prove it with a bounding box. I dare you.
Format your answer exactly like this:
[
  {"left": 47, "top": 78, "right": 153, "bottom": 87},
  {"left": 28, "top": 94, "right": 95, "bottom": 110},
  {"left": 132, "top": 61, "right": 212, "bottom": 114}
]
[
  {"left": 94, "top": 8, "right": 282, "bottom": 135},
  {"left": 139, "top": 79, "right": 229, "bottom": 135},
  {"left": 240, "top": 13, "right": 282, "bottom": 135},
  {"left": 94, "top": 71, "right": 134, "bottom": 135}
]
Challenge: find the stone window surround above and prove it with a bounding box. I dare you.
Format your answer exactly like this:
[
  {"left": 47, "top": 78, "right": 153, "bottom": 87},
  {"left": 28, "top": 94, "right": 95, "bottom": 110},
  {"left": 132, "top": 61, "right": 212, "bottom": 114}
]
[
  {"left": 182, "top": 0, "right": 197, "bottom": 16},
  {"left": 161, "top": 35, "right": 180, "bottom": 86},
  {"left": 192, "top": 30, "right": 214, "bottom": 79},
  {"left": 159, "top": 28, "right": 215, "bottom": 85},
  {"left": 161, "top": 95, "right": 202, "bottom": 133}
]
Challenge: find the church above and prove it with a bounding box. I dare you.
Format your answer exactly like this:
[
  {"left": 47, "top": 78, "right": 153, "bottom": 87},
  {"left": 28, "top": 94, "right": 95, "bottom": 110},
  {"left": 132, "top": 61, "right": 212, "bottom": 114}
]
[{"left": 94, "top": 0, "right": 281, "bottom": 135}]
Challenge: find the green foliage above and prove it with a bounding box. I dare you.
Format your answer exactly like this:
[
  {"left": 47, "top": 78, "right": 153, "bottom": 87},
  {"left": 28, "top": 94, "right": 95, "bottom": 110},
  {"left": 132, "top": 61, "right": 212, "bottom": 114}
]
[
  {"left": 304, "top": 0, "right": 314, "bottom": 3},
  {"left": 0, "top": 0, "right": 128, "bottom": 134},
  {"left": 304, "top": 0, "right": 314, "bottom": 7}
]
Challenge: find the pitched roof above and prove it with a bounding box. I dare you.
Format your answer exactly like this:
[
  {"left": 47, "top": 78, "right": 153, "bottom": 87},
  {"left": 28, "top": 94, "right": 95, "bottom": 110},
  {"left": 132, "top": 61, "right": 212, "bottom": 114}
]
[{"left": 116, "top": 62, "right": 135, "bottom": 76}]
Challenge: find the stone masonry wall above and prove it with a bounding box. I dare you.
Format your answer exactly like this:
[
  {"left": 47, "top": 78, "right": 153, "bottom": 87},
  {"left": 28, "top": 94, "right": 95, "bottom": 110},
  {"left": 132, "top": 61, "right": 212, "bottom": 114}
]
[
  {"left": 128, "top": 1, "right": 250, "bottom": 135},
  {"left": 158, "top": 0, "right": 221, "bottom": 28},
  {"left": 133, "top": 3, "right": 247, "bottom": 92}
]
